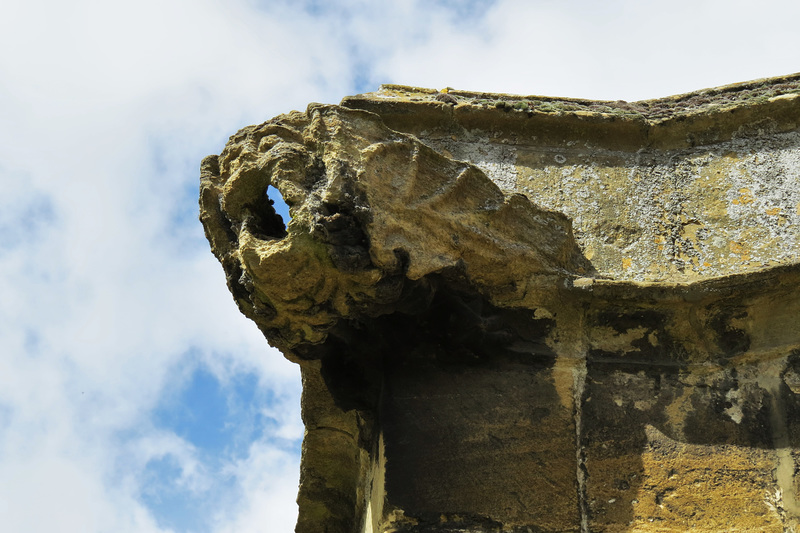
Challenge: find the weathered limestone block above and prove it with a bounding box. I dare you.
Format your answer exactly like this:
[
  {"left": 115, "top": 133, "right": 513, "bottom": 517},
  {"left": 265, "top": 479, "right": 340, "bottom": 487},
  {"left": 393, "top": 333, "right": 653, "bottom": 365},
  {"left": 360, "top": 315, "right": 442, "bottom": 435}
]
[{"left": 201, "top": 74, "right": 800, "bottom": 532}]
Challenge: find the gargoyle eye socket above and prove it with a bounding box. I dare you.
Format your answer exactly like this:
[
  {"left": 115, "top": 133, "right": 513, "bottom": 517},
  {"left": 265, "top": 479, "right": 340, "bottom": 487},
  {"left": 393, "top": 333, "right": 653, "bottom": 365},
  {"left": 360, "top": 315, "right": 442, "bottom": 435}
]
[{"left": 267, "top": 185, "right": 291, "bottom": 224}]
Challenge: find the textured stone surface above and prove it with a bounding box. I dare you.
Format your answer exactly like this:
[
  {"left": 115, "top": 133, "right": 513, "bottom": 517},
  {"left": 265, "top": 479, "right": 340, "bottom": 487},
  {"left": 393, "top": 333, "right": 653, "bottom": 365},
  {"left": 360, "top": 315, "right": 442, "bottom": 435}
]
[{"left": 201, "top": 74, "right": 800, "bottom": 532}]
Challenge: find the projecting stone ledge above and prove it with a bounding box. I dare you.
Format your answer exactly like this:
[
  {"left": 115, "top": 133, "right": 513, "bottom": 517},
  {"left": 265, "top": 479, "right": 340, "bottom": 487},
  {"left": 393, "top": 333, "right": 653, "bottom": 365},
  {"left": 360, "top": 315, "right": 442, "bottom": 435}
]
[{"left": 200, "top": 74, "right": 800, "bottom": 532}]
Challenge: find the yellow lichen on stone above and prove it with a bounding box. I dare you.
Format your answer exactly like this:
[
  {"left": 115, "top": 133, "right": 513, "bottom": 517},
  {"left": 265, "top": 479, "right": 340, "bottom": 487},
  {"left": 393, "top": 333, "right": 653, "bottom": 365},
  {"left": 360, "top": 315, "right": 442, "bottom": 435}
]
[
  {"left": 732, "top": 188, "right": 756, "bottom": 205},
  {"left": 631, "top": 425, "right": 783, "bottom": 532}
]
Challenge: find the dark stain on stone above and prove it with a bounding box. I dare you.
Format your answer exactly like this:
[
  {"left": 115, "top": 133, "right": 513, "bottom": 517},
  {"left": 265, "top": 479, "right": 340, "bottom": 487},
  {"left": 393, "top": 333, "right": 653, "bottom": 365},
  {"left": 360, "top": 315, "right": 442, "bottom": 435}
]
[
  {"left": 596, "top": 307, "right": 667, "bottom": 335},
  {"left": 682, "top": 375, "right": 773, "bottom": 448},
  {"left": 708, "top": 304, "right": 750, "bottom": 359},
  {"left": 242, "top": 191, "right": 287, "bottom": 240},
  {"left": 313, "top": 204, "right": 373, "bottom": 272},
  {"left": 779, "top": 349, "right": 800, "bottom": 446}
]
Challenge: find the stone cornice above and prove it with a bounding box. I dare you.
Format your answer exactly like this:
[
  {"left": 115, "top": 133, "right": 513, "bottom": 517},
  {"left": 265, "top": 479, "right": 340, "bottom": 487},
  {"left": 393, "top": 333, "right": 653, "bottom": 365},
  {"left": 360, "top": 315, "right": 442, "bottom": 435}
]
[{"left": 200, "top": 74, "right": 800, "bottom": 532}]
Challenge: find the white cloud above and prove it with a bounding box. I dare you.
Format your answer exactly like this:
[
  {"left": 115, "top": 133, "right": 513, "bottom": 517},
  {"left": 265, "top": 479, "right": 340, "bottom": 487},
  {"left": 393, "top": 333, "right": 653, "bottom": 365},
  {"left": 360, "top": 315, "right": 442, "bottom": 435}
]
[
  {"left": 371, "top": 0, "right": 800, "bottom": 101},
  {"left": 212, "top": 442, "right": 301, "bottom": 533},
  {"left": 1, "top": 0, "right": 799, "bottom": 531},
  {"left": 0, "top": 454, "right": 171, "bottom": 533}
]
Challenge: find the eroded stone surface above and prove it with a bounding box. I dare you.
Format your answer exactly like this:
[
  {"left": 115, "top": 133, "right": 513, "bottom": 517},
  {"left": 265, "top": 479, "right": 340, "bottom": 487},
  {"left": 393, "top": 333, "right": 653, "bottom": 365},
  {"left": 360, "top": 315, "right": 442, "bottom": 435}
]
[{"left": 201, "top": 74, "right": 800, "bottom": 532}]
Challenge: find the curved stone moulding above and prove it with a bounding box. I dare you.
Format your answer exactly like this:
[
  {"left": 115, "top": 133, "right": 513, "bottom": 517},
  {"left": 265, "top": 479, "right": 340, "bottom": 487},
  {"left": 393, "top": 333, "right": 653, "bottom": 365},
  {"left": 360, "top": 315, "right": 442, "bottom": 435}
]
[
  {"left": 201, "top": 104, "right": 595, "bottom": 352},
  {"left": 201, "top": 74, "right": 800, "bottom": 533}
]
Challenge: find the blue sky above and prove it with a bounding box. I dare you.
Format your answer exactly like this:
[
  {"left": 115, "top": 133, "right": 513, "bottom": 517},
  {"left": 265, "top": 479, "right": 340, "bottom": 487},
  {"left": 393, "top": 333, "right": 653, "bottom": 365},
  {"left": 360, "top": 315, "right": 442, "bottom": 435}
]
[{"left": 0, "top": 0, "right": 799, "bottom": 531}]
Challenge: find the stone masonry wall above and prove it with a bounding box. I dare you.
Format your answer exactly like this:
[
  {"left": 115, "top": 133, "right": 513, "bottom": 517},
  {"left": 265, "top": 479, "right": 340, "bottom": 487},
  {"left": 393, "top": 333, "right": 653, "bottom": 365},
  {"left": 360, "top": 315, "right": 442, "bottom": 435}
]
[{"left": 201, "top": 74, "right": 800, "bottom": 532}]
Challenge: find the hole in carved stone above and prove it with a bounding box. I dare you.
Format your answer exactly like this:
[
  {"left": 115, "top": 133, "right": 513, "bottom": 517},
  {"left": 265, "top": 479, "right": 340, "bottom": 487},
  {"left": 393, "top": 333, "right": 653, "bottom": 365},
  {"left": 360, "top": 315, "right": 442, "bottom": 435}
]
[
  {"left": 267, "top": 185, "right": 291, "bottom": 224},
  {"left": 244, "top": 186, "right": 288, "bottom": 240}
]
